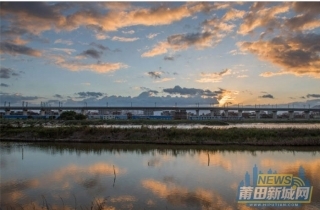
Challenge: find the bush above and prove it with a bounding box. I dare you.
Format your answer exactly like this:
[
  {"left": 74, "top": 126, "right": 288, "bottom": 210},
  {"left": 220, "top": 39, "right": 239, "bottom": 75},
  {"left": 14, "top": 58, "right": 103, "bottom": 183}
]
[{"left": 59, "top": 111, "right": 86, "bottom": 120}]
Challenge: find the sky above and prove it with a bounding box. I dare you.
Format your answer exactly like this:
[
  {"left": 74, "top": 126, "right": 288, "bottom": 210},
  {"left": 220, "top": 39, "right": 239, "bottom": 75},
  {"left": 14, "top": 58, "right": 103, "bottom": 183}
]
[{"left": 0, "top": 1, "right": 320, "bottom": 108}]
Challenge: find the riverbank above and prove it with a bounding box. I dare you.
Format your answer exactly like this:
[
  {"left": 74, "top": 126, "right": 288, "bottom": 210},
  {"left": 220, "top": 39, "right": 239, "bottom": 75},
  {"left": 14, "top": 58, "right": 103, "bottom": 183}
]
[
  {"left": 1, "top": 126, "right": 319, "bottom": 146},
  {"left": 1, "top": 118, "right": 320, "bottom": 127}
]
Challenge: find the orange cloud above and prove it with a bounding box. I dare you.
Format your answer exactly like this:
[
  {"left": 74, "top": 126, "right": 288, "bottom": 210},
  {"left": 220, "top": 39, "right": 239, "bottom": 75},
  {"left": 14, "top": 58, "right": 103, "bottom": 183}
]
[
  {"left": 142, "top": 179, "right": 234, "bottom": 209},
  {"left": 238, "top": 3, "right": 290, "bottom": 35},
  {"left": 196, "top": 69, "right": 232, "bottom": 83},
  {"left": 222, "top": 8, "right": 246, "bottom": 21},
  {"left": 141, "top": 42, "right": 169, "bottom": 57},
  {"left": 51, "top": 55, "right": 128, "bottom": 73},
  {"left": 239, "top": 34, "right": 320, "bottom": 78}
]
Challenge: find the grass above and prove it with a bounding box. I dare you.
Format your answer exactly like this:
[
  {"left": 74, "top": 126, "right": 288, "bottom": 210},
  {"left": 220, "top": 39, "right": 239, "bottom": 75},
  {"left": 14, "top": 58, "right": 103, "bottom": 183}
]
[{"left": 1, "top": 125, "right": 319, "bottom": 146}]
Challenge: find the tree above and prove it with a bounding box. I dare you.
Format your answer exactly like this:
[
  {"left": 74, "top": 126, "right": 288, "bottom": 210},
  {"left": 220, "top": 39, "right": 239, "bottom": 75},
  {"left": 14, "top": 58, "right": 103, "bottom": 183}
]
[
  {"left": 75, "top": 113, "right": 87, "bottom": 120},
  {"left": 59, "top": 111, "right": 86, "bottom": 120}
]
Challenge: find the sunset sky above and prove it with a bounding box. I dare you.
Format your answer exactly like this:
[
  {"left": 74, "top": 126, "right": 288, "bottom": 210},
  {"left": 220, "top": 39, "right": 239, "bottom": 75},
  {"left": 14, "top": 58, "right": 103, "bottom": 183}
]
[{"left": 1, "top": 2, "right": 320, "bottom": 107}]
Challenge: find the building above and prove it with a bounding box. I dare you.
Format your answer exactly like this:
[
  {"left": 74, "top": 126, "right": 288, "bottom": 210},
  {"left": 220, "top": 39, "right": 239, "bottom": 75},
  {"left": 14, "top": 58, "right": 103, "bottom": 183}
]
[{"left": 174, "top": 110, "right": 187, "bottom": 120}]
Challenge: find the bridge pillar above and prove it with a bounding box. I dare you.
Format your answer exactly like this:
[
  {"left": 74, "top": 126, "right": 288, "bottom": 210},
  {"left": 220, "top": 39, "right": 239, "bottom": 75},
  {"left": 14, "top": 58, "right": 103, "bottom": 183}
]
[
  {"left": 224, "top": 110, "right": 228, "bottom": 118},
  {"left": 255, "top": 111, "right": 260, "bottom": 120},
  {"left": 81, "top": 109, "right": 88, "bottom": 115},
  {"left": 238, "top": 110, "right": 242, "bottom": 118},
  {"left": 40, "top": 110, "right": 45, "bottom": 116},
  {"left": 210, "top": 110, "right": 214, "bottom": 117},
  {"left": 289, "top": 111, "right": 294, "bottom": 120},
  {"left": 304, "top": 111, "right": 310, "bottom": 119},
  {"left": 59, "top": 109, "right": 63, "bottom": 115},
  {"left": 23, "top": 109, "right": 28, "bottom": 116},
  {"left": 5, "top": 109, "right": 10, "bottom": 115},
  {"left": 196, "top": 109, "right": 199, "bottom": 116},
  {"left": 272, "top": 111, "right": 277, "bottom": 120}
]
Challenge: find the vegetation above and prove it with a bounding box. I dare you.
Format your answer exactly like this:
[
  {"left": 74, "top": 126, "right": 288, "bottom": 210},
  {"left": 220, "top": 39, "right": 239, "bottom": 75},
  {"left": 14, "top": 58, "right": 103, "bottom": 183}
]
[
  {"left": 1, "top": 125, "right": 319, "bottom": 146},
  {"left": 58, "top": 111, "right": 87, "bottom": 120}
]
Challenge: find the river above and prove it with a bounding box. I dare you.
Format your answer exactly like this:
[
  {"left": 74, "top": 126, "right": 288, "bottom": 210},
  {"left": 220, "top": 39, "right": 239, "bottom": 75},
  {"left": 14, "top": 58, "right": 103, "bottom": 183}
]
[{"left": 1, "top": 142, "right": 319, "bottom": 210}]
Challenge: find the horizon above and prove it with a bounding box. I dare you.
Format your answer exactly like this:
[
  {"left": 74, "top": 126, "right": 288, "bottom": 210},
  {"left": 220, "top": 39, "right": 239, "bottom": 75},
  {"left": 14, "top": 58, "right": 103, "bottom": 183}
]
[{"left": 1, "top": 2, "right": 319, "bottom": 107}]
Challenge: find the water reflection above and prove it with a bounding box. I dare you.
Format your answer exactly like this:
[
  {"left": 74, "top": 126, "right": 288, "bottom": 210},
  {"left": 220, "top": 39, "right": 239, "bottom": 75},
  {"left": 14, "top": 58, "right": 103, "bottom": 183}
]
[{"left": 1, "top": 142, "right": 319, "bottom": 210}]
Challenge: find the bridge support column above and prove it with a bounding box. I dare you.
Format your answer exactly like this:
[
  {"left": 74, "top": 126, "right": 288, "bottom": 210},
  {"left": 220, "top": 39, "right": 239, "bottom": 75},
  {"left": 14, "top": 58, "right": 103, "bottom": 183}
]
[
  {"left": 40, "top": 110, "right": 45, "bottom": 116},
  {"left": 304, "top": 111, "right": 310, "bottom": 119},
  {"left": 272, "top": 111, "right": 277, "bottom": 120},
  {"left": 289, "top": 111, "right": 294, "bottom": 120},
  {"left": 81, "top": 109, "right": 88, "bottom": 115},
  {"left": 210, "top": 110, "right": 214, "bottom": 117},
  {"left": 59, "top": 110, "right": 63, "bottom": 115},
  {"left": 23, "top": 109, "right": 28, "bottom": 116},
  {"left": 238, "top": 110, "right": 243, "bottom": 118},
  {"left": 255, "top": 111, "right": 260, "bottom": 120},
  {"left": 224, "top": 110, "right": 228, "bottom": 118},
  {"left": 196, "top": 109, "right": 199, "bottom": 116},
  {"left": 5, "top": 109, "right": 10, "bottom": 115}
]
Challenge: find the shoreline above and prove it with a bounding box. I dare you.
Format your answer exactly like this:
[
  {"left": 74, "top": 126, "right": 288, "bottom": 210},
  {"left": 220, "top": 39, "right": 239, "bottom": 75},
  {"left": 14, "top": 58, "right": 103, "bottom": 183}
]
[{"left": 1, "top": 138, "right": 320, "bottom": 146}]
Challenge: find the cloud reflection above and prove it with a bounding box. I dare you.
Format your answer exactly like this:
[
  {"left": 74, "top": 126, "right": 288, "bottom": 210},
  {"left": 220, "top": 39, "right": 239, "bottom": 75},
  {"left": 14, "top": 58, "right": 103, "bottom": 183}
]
[{"left": 142, "top": 179, "right": 233, "bottom": 209}]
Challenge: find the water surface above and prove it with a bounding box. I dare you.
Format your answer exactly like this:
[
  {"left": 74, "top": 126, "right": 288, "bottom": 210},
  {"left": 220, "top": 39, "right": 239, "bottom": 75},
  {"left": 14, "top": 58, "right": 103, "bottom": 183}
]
[{"left": 1, "top": 143, "right": 319, "bottom": 210}]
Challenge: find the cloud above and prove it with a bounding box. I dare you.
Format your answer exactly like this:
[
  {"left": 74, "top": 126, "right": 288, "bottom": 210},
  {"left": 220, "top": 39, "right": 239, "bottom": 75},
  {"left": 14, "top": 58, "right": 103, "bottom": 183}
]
[
  {"left": 111, "top": 36, "right": 139, "bottom": 42},
  {"left": 239, "top": 33, "right": 320, "bottom": 78},
  {"left": 168, "top": 32, "right": 217, "bottom": 50},
  {"left": 228, "top": 49, "right": 246, "bottom": 55},
  {"left": 122, "top": 30, "right": 134, "bottom": 34},
  {"left": 142, "top": 15, "right": 235, "bottom": 57},
  {"left": 222, "top": 8, "right": 246, "bottom": 21},
  {"left": 147, "top": 71, "right": 162, "bottom": 79},
  {"left": 53, "top": 94, "right": 63, "bottom": 99},
  {"left": 114, "top": 79, "right": 127, "bottom": 83},
  {"left": 10, "top": 37, "right": 29, "bottom": 45},
  {"left": 54, "top": 39, "right": 73, "bottom": 45},
  {"left": 0, "top": 42, "right": 41, "bottom": 57},
  {"left": 146, "top": 33, "right": 159, "bottom": 39},
  {"left": 202, "top": 17, "right": 235, "bottom": 33},
  {"left": 0, "top": 2, "right": 232, "bottom": 46},
  {"left": 51, "top": 55, "right": 128, "bottom": 73},
  {"left": 79, "top": 49, "right": 102, "bottom": 59},
  {"left": 285, "top": 2, "right": 320, "bottom": 31},
  {"left": 238, "top": 3, "right": 290, "bottom": 35},
  {"left": 163, "top": 85, "right": 222, "bottom": 97},
  {"left": 307, "top": 94, "right": 320, "bottom": 98},
  {"left": 51, "top": 48, "right": 75, "bottom": 55},
  {"left": 196, "top": 69, "right": 231, "bottom": 83},
  {"left": 35, "top": 85, "right": 239, "bottom": 107},
  {"left": 0, "top": 67, "right": 20, "bottom": 79},
  {"left": 237, "top": 75, "right": 248, "bottom": 78},
  {"left": 259, "top": 94, "right": 274, "bottom": 99},
  {"left": 76, "top": 91, "right": 104, "bottom": 98},
  {"left": 95, "top": 33, "right": 109, "bottom": 40},
  {"left": 90, "top": 42, "right": 109, "bottom": 51},
  {"left": 141, "top": 42, "right": 169, "bottom": 57},
  {"left": 1, "top": 83, "right": 9, "bottom": 87},
  {"left": 164, "top": 56, "right": 174, "bottom": 61},
  {"left": 259, "top": 71, "right": 288, "bottom": 77},
  {"left": 142, "top": 32, "right": 217, "bottom": 57},
  {"left": 154, "top": 77, "right": 175, "bottom": 83},
  {"left": 0, "top": 92, "right": 40, "bottom": 104}
]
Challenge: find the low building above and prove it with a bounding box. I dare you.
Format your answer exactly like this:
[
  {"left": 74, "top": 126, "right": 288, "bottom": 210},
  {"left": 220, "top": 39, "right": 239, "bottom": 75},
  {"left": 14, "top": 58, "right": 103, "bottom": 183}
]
[{"left": 174, "top": 110, "right": 187, "bottom": 120}]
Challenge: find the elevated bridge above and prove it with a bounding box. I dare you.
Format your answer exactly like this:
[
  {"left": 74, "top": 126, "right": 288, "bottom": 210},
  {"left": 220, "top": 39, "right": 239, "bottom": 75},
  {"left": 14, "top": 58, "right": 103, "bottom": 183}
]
[{"left": 1, "top": 105, "right": 319, "bottom": 120}]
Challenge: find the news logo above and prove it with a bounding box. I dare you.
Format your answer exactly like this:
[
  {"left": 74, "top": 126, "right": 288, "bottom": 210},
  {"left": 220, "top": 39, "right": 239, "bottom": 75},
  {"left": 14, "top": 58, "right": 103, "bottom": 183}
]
[{"left": 237, "top": 165, "right": 313, "bottom": 207}]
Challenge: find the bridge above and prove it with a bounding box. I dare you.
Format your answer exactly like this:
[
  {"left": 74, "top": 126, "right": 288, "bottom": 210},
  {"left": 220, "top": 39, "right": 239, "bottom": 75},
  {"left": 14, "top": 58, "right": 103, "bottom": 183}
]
[{"left": 1, "top": 105, "right": 319, "bottom": 120}]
